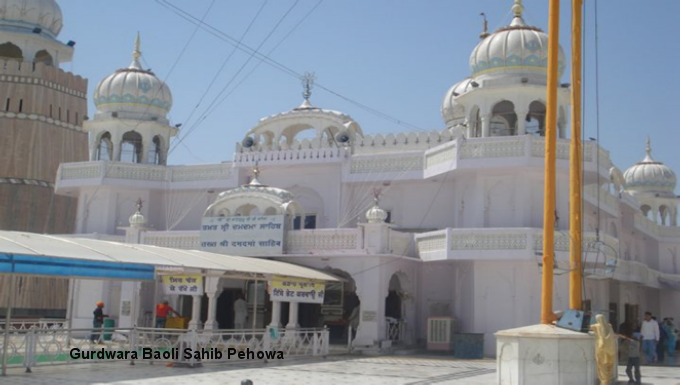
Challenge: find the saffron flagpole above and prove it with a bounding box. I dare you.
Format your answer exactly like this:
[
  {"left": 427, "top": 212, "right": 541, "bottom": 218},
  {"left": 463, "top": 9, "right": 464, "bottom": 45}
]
[
  {"left": 541, "top": 0, "right": 561, "bottom": 325},
  {"left": 569, "top": 0, "right": 584, "bottom": 310}
]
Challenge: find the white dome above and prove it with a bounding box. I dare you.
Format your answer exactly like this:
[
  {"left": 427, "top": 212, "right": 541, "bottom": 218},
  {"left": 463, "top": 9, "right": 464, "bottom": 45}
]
[
  {"left": 0, "top": 0, "right": 63, "bottom": 36},
  {"left": 623, "top": 139, "right": 677, "bottom": 196},
  {"left": 93, "top": 35, "right": 172, "bottom": 123},
  {"left": 366, "top": 200, "right": 388, "bottom": 224},
  {"left": 441, "top": 78, "right": 475, "bottom": 125},
  {"left": 468, "top": 3, "right": 565, "bottom": 81}
]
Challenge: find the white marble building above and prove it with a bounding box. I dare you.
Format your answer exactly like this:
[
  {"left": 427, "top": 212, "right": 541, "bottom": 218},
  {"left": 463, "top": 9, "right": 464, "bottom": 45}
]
[{"left": 55, "top": 1, "right": 680, "bottom": 356}]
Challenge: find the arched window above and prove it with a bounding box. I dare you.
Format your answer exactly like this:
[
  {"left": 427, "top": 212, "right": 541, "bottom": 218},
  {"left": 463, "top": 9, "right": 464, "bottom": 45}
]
[
  {"left": 34, "top": 50, "right": 53, "bottom": 66},
  {"left": 640, "top": 204, "right": 652, "bottom": 220},
  {"left": 469, "top": 106, "right": 481, "bottom": 138},
  {"left": 121, "top": 131, "right": 143, "bottom": 163},
  {"left": 147, "top": 135, "right": 162, "bottom": 165},
  {"left": 0, "top": 42, "right": 23, "bottom": 61},
  {"left": 490, "top": 101, "right": 517, "bottom": 136},
  {"left": 96, "top": 132, "right": 113, "bottom": 161},
  {"left": 526, "top": 101, "right": 546, "bottom": 136}
]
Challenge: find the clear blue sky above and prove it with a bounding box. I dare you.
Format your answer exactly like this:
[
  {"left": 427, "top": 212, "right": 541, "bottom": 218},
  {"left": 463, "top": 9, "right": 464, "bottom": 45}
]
[{"left": 58, "top": 0, "right": 679, "bottom": 187}]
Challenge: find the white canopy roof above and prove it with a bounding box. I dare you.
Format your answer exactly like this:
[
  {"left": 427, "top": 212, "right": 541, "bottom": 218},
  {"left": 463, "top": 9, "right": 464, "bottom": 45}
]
[{"left": 0, "top": 231, "right": 338, "bottom": 282}]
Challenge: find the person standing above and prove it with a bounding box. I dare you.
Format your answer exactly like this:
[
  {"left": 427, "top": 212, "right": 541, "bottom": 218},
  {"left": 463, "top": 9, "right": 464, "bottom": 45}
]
[
  {"left": 663, "top": 318, "right": 678, "bottom": 361},
  {"left": 90, "top": 302, "right": 108, "bottom": 343},
  {"left": 640, "top": 312, "right": 660, "bottom": 363},
  {"left": 654, "top": 316, "right": 666, "bottom": 362},
  {"left": 155, "top": 300, "right": 180, "bottom": 328},
  {"left": 234, "top": 292, "right": 248, "bottom": 329}
]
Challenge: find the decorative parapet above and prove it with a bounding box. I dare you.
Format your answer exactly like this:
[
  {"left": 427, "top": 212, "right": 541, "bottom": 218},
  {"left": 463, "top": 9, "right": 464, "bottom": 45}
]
[
  {"left": 416, "top": 227, "right": 620, "bottom": 261},
  {"left": 354, "top": 130, "right": 454, "bottom": 154},
  {"left": 141, "top": 231, "right": 200, "bottom": 250},
  {"left": 388, "top": 229, "right": 414, "bottom": 256},
  {"left": 285, "top": 228, "right": 363, "bottom": 254},
  {"left": 461, "top": 138, "right": 525, "bottom": 159},
  {"left": 58, "top": 161, "right": 234, "bottom": 184},
  {"left": 633, "top": 213, "right": 680, "bottom": 239},
  {"left": 0, "top": 60, "right": 87, "bottom": 97},
  {"left": 349, "top": 154, "right": 423, "bottom": 174},
  {"left": 234, "top": 148, "right": 348, "bottom": 166},
  {"left": 425, "top": 142, "right": 457, "bottom": 168}
]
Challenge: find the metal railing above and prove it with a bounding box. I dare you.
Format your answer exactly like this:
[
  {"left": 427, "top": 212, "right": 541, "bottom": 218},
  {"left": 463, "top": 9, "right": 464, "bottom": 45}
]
[{"left": 1, "top": 326, "right": 330, "bottom": 372}]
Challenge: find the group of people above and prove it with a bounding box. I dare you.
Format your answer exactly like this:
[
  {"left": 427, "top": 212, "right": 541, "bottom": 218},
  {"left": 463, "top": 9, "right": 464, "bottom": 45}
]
[{"left": 618, "top": 312, "right": 678, "bottom": 384}]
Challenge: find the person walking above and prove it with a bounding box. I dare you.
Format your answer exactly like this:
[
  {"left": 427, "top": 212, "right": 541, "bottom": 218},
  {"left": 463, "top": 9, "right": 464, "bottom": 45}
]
[
  {"left": 155, "top": 300, "right": 180, "bottom": 328},
  {"left": 640, "top": 312, "right": 660, "bottom": 363},
  {"left": 654, "top": 316, "right": 666, "bottom": 362},
  {"left": 233, "top": 292, "right": 248, "bottom": 329},
  {"left": 90, "top": 302, "right": 108, "bottom": 343},
  {"left": 620, "top": 332, "right": 642, "bottom": 384}
]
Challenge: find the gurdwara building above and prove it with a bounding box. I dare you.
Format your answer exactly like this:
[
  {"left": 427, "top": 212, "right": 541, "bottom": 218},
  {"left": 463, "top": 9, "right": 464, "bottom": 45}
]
[{"left": 53, "top": 1, "right": 680, "bottom": 356}]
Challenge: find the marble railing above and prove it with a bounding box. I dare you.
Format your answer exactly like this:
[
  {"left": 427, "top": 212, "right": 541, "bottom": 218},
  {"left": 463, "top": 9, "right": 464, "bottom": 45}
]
[
  {"left": 142, "top": 231, "right": 201, "bottom": 250},
  {"left": 58, "top": 161, "right": 234, "bottom": 184},
  {"left": 234, "top": 147, "right": 349, "bottom": 166},
  {"left": 388, "top": 229, "right": 414, "bottom": 256},
  {"left": 416, "top": 227, "right": 620, "bottom": 260},
  {"left": 633, "top": 214, "right": 680, "bottom": 239},
  {"left": 285, "top": 228, "right": 363, "bottom": 253}
]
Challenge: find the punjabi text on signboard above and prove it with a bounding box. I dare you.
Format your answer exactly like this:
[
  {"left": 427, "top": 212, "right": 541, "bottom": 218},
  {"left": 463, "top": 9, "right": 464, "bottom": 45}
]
[
  {"left": 161, "top": 275, "right": 204, "bottom": 295},
  {"left": 200, "top": 215, "right": 285, "bottom": 256},
  {"left": 269, "top": 276, "right": 326, "bottom": 304}
]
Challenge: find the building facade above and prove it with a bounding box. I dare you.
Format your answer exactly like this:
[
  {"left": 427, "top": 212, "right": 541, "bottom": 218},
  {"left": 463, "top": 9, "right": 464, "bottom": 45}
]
[
  {"left": 0, "top": 0, "right": 88, "bottom": 315},
  {"left": 55, "top": 1, "right": 680, "bottom": 356}
]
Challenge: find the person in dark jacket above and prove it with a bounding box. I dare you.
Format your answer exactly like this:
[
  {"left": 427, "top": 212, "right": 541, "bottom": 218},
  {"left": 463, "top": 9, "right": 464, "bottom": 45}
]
[{"left": 90, "top": 301, "right": 108, "bottom": 343}]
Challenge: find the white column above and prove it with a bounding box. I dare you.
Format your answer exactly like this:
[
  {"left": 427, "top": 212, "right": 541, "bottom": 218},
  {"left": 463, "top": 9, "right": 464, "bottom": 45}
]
[
  {"left": 141, "top": 138, "right": 151, "bottom": 164},
  {"left": 286, "top": 302, "right": 299, "bottom": 330},
  {"left": 112, "top": 138, "right": 122, "bottom": 161},
  {"left": 203, "top": 290, "right": 221, "bottom": 331},
  {"left": 188, "top": 295, "right": 203, "bottom": 330},
  {"left": 517, "top": 109, "right": 528, "bottom": 135},
  {"left": 269, "top": 301, "right": 282, "bottom": 328},
  {"left": 481, "top": 114, "right": 491, "bottom": 137}
]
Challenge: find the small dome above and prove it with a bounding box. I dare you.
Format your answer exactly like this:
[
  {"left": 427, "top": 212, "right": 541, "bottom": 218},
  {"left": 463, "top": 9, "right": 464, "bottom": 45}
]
[
  {"left": 366, "top": 199, "right": 388, "bottom": 224},
  {"left": 623, "top": 138, "right": 677, "bottom": 196},
  {"left": 441, "top": 78, "right": 475, "bottom": 125},
  {"left": 0, "top": 0, "right": 63, "bottom": 37},
  {"left": 468, "top": 2, "right": 565, "bottom": 81},
  {"left": 93, "top": 34, "right": 172, "bottom": 123}
]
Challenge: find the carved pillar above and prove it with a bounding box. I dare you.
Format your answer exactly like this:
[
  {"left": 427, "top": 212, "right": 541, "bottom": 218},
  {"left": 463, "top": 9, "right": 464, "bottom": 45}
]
[
  {"left": 481, "top": 114, "right": 491, "bottom": 137},
  {"left": 286, "top": 302, "right": 299, "bottom": 330},
  {"left": 269, "top": 301, "right": 282, "bottom": 328},
  {"left": 188, "top": 295, "right": 203, "bottom": 330},
  {"left": 111, "top": 138, "right": 122, "bottom": 161},
  {"left": 203, "top": 290, "right": 222, "bottom": 330}
]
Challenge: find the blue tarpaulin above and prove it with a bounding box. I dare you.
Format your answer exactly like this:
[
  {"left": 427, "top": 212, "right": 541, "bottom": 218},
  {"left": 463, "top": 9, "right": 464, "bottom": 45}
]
[{"left": 0, "top": 254, "right": 155, "bottom": 280}]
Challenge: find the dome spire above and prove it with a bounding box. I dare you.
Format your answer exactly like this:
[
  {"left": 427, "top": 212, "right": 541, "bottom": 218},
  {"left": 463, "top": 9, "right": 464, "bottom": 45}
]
[
  {"left": 643, "top": 136, "right": 655, "bottom": 162},
  {"left": 130, "top": 32, "right": 143, "bottom": 70},
  {"left": 510, "top": 0, "right": 526, "bottom": 27}
]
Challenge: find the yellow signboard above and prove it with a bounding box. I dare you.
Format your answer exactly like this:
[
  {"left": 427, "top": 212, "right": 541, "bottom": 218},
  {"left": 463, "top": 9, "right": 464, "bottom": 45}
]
[
  {"left": 269, "top": 276, "right": 325, "bottom": 304},
  {"left": 162, "top": 275, "right": 203, "bottom": 295}
]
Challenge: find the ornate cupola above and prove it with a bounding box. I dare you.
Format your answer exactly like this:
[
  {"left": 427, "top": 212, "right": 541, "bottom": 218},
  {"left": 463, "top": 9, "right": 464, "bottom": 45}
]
[
  {"left": 623, "top": 137, "right": 678, "bottom": 226},
  {"left": 204, "top": 164, "right": 301, "bottom": 223},
  {"left": 85, "top": 34, "right": 178, "bottom": 165}
]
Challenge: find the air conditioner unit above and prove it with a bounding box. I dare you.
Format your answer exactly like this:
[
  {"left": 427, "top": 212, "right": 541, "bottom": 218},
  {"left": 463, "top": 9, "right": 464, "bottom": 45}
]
[{"left": 427, "top": 317, "right": 458, "bottom": 351}]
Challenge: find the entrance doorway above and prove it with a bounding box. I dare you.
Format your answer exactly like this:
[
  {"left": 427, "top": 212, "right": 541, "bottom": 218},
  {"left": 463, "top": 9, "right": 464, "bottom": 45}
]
[{"left": 216, "top": 289, "right": 241, "bottom": 329}]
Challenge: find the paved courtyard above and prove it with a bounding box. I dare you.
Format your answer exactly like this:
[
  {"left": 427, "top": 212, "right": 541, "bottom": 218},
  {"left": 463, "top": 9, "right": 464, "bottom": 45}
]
[{"left": 2, "top": 355, "right": 679, "bottom": 384}]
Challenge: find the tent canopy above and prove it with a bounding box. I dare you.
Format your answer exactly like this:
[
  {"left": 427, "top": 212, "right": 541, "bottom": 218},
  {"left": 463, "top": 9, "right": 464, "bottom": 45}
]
[{"left": 0, "top": 231, "right": 339, "bottom": 282}]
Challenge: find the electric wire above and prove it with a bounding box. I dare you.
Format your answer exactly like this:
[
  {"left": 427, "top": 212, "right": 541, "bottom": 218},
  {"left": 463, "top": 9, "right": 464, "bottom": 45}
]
[{"left": 169, "top": 0, "right": 300, "bottom": 155}]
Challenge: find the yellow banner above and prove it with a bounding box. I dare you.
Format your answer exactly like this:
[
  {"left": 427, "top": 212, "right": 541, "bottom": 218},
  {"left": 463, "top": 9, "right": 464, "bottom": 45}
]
[
  {"left": 162, "top": 275, "right": 203, "bottom": 295},
  {"left": 269, "top": 276, "right": 325, "bottom": 304}
]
